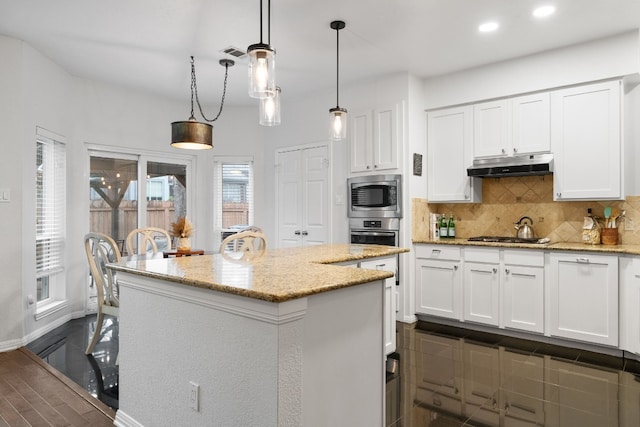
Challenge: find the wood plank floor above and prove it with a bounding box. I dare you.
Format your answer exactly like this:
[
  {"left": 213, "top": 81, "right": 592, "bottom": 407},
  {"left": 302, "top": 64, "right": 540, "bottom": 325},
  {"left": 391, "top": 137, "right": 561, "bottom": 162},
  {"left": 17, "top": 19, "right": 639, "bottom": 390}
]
[{"left": 0, "top": 347, "right": 115, "bottom": 426}]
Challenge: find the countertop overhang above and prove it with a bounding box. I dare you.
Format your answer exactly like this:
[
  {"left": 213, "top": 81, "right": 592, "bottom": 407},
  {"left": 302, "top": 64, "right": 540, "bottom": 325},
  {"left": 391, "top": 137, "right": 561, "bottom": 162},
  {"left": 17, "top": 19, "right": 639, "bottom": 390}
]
[
  {"left": 109, "top": 244, "right": 409, "bottom": 303},
  {"left": 412, "top": 237, "right": 640, "bottom": 255}
]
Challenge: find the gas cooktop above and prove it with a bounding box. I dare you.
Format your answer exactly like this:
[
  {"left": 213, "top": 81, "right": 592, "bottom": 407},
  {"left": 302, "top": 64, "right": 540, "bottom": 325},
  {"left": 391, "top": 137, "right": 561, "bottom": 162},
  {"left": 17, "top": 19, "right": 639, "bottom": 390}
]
[{"left": 467, "top": 236, "right": 545, "bottom": 244}]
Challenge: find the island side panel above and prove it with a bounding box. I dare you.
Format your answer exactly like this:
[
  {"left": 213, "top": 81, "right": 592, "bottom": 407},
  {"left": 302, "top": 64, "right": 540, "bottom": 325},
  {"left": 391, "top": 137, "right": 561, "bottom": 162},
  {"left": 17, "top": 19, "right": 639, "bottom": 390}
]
[{"left": 302, "top": 279, "right": 385, "bottom": 427}]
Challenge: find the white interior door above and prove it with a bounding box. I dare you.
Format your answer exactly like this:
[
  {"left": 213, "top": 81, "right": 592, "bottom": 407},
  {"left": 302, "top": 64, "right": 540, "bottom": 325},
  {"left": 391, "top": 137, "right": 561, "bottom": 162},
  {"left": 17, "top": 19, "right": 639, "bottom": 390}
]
[{"left": 276, "top": 144, "right": 330, "bottom": 248}]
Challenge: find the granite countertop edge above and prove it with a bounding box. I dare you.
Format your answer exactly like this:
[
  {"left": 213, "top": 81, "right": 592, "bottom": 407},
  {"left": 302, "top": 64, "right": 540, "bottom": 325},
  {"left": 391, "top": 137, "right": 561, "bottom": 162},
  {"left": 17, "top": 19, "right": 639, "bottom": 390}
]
[
  {"left": 412, "top": 238, "right": 640, "bottom": 255},
  {"left": 110, "top": 244, "right": 409, "bottom": 303}
]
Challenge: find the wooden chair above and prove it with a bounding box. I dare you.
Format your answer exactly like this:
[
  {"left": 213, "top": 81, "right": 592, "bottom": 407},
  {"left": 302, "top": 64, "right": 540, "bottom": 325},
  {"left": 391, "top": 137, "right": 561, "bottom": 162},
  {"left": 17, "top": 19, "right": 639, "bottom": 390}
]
[
  {"left": 125, "top": 227, "right": 172, "bottom": 255},
  {"left": 84, "top": 232, "right": 121, "bottom": 355},
  {"left": 220, "top": 230, "right": 268, "bottom": 257}
]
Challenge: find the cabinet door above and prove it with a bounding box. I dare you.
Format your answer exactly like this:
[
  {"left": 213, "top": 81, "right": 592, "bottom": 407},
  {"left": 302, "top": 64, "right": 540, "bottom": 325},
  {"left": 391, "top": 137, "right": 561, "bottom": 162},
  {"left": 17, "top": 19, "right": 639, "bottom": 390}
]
[
  {"left": 548, "top": 253, "right": 618, "bottom": 346},
  {"left": 620, "top": 257, "right": 640, "bottom": 355},
  {"left": 350, "top": 109, "right": 372, "bottom": 173},
  {"left": 427, "top": 106, "right": 480, "bottom": 202},
  {"left": 372, "top": 103, "right": 399, "bottom": 171},
  {"left": 415, "top": 258, "right": 462, "bottom": 320},
  {"left": 463, "top": 342, "right": 500, "bottom": 426},
  {"left": 544, "top": 358, "right": 618, "bottom": 427},
  {"left": 463, "top": 261, "right": 500, "bottom": 326},
  {"left": 360, "top": 257, "right": 397, "bottom": 355},
  {"left": 502, "top": 265, "right": 544, "bottom": 333},
  {"left": 473, "top": 99, "right": 510, "bottom": 158},
  {"left": 500, "top": 349, "right": 545, "bottom": 427},
  {"left": 512, "top": 92, "right": 550, "bottom": 155},
  {"left": 551, "top": 80, "right": 622, "bottom": 200}
]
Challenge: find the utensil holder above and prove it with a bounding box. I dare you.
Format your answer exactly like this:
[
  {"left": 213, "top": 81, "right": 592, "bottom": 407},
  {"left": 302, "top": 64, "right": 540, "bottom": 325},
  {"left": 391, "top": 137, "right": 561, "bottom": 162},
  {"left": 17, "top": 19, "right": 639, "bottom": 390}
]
[{"left": 601, "top": 228, "right": 618, "bottom": 245}]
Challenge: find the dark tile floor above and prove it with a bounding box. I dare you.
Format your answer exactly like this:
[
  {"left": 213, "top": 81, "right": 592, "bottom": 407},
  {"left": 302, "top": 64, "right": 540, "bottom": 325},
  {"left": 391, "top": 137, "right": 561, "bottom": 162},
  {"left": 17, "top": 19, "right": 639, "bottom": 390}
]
[
  {"left": 25, "top": 316, "right": 640, "bottom": 426},
  {"left": 26, "top": 314, "right": 119, "bottom": 411}
]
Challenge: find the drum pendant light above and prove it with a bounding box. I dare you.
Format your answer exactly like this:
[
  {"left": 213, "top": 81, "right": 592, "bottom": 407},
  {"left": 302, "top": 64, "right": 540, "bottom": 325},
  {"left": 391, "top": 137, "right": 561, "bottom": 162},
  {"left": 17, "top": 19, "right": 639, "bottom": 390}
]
[
  {"left": 247, "top": 0, "right": 276, "bottom": 99},
  {"left": 329, "top": 20, "right": 347, "bottom": 141},
  {"left": 171, "top": 57, "right": 234, "bottom": 150}
]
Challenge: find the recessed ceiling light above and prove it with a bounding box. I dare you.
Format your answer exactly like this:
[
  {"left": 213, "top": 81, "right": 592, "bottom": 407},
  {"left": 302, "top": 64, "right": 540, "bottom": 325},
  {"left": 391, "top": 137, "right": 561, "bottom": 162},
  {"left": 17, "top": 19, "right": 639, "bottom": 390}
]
[
  {"left": 478, "top": 21, "right": 499, "bottom": 33},
  {"left": 533, "top": 5, "right": 556, "bottom": 18}
]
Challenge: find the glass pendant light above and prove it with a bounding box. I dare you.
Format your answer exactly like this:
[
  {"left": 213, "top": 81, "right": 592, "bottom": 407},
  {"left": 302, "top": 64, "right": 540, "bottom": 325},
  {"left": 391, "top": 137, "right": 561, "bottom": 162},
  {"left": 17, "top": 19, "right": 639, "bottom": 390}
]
[
  {"left": 247, "top": 0, "right": 275, "bottom": 98},
  {"left": 329, "top": 20, "right": 347, "bottom": 141},
  {"left": 171, "top": 57, "right": 234, "bottom": 149},
  {"left": 259, "top": 86, "right": 281, "bottom": 126}
]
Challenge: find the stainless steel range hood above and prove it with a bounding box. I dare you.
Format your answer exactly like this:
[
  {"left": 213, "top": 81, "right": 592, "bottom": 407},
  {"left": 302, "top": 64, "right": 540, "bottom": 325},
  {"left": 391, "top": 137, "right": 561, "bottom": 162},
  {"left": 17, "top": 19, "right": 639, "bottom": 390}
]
[{"left": 467, "top": 153, "right": 553, "bottom": 178}]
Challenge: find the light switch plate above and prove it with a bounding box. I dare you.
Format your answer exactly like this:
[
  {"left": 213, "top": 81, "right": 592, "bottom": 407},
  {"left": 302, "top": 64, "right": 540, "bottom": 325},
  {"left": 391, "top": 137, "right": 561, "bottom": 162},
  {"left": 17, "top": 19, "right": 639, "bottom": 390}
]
[{"left": 0, "top": 189, "right": 9, "bottom": 202}]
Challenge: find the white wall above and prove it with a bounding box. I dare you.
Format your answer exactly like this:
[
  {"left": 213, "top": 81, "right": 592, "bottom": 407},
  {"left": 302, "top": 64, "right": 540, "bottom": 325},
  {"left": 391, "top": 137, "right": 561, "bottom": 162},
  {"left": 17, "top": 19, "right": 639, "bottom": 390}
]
[
  {"left": 0, "top": 34, "right": 263, "bottom": 349},
  {"left": 423, "top": 30, "right": 640, "bottom": 110}
]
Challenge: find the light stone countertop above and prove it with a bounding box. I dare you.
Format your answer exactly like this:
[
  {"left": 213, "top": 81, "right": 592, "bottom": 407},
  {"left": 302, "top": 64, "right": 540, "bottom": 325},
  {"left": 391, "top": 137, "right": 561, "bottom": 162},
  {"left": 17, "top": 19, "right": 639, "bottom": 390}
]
[
  {"left": 109, "top": 244, "right": 410, "bottom": 303},
  {"left": 412, "top": 238, "right": 640, "bottom": 255}
]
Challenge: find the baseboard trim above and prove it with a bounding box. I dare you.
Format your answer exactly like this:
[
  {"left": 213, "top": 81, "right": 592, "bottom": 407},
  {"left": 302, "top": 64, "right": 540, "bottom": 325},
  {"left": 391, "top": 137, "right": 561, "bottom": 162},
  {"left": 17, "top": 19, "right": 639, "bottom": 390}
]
[{"left": 114, "top": 410, "right": 143, "bottom": 427}]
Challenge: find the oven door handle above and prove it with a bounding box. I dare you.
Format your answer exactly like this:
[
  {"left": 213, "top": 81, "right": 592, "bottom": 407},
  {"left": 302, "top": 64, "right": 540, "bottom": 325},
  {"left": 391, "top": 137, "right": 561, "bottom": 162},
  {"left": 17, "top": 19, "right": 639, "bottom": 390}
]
[{"left": 350, "top": 231, "right": 397, "bottom": 237}]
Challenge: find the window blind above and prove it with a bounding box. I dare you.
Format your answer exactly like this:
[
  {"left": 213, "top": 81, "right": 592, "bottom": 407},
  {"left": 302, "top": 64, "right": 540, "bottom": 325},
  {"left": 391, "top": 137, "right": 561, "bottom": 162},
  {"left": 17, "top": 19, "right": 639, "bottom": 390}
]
[
  {"left": 36, "top": 138, "right": 66, "bottom": 277},
  {"left": 213, "top": 160, "right": 254, "bottom": 250}
]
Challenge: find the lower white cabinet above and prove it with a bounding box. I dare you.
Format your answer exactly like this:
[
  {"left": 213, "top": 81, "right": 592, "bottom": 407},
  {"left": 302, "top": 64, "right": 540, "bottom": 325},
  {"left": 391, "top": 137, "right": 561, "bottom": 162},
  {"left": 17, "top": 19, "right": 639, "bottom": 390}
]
[
  {"left": 415, "top": 245, "right": 462, "bottom": 320},
  {"left": 360, "top": 256, "right": 397, "bottom": 355},
  {"left": 548, "top": 252, "right": 618, "bottom": 346},
  {"left": 502, "top": 250, "right": 544, "bottom": 333},
  {"left": 463, "top": 248, "right": 500, "bottom": 326},
  {"left": 620, "top": 256, "right": 640, "bottom": 355}
]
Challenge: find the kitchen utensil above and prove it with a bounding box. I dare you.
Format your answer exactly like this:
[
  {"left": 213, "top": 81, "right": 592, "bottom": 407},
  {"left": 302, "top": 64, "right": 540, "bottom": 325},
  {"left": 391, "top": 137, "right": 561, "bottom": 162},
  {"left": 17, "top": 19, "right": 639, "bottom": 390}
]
[
  {"left": 604, "top": 207, "right": 612, "bottom": 227},
  {"left": 514, "top": 216, "right": 535, "bottom": 239}
]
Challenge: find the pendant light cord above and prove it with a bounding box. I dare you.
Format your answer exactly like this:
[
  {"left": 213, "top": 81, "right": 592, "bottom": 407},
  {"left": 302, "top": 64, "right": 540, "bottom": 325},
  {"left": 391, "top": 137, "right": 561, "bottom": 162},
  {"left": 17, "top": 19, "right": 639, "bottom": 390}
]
[
  {"left": 335, "top": 24, "right": 340, "bottom": 107},
  {"left": 190, "top": 56, "right": 230, "bottom": 123}
]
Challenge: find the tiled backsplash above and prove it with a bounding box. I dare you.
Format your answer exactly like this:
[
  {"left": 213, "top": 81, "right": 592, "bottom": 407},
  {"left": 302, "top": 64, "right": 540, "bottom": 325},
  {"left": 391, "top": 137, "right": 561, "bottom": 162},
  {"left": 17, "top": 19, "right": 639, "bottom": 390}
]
[{"left": 413, "top": 175, "right": 640, "bottom": 244}]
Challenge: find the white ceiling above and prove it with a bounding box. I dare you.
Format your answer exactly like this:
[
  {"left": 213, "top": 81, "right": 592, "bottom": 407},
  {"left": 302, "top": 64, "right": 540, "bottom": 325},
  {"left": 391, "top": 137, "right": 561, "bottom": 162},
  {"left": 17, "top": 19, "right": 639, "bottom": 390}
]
[{"left": 1, "top": 0, "right": 639, "bottom": 107}]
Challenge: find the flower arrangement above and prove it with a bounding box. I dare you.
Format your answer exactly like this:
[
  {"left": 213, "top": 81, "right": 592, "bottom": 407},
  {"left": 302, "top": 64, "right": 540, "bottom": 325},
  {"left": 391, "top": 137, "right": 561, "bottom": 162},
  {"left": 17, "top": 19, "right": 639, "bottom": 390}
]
[{"left": 169, "top": 216, "right": 194, "bottom": 238}]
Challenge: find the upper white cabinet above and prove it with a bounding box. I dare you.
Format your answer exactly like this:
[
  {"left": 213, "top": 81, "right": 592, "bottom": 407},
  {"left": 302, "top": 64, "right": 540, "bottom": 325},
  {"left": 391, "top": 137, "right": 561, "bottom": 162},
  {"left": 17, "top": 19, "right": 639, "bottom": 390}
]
[
  {"left": 548, "top": 252, "right": 618, "bottom": 347},
  {"left": 551, "top": 80, "right": 622, "bottom": 200},
  {"left": 426, "top": 106, "right": 481, "bottom": 203},
  {"left": 474, "top": 93, "right": 551, "bottom": 158},
  {"left": 350, "top": 102, "right": 401, "bottom": 173}
]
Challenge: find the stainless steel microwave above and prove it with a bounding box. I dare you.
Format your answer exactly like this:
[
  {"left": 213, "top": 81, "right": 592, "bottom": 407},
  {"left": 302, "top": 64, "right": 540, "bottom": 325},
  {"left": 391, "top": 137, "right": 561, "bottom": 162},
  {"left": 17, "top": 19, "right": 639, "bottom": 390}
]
[{"left": 347, "top": 174, "right": 402, "bottom": 218}]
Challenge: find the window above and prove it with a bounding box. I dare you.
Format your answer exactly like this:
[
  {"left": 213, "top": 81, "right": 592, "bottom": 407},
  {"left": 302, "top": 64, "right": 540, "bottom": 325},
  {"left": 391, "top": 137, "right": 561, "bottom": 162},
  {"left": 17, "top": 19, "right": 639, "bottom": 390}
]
[
  {"left": 36, "top": 132, "right": 66, "bottom": 303},
  {"left": 213, "top": 160, "right": 254, "bottom": 249}
]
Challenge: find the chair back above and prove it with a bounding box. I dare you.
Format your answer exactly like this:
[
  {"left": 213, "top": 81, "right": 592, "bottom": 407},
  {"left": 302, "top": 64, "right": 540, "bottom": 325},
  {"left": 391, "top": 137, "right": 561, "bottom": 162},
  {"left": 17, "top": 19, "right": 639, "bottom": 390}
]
[
  {"left": 85, "top": 232, "right": 121, "bottom": 308},
  {"left": 220, "top": 230, "right": 268, "bottom": 256},
  {"left": 126, "top": 227, "right": 172, "bottom": 255}
]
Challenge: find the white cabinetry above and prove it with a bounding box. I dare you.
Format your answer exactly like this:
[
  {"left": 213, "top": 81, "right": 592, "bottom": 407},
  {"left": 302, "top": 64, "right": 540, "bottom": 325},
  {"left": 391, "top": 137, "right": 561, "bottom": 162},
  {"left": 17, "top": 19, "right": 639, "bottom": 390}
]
[
  {"left": 620, "top": 256, "right": 640, "bottom": 355},
  {"left": 350, "top": 103, "right": 401, "bottom": 173},
  {"left": 463, "top": 247, "right": 500, "bottom": 326},
  {"left": 548, "top": 252, "right": 618, "bottom": 346},
  {"left": 502, "top": 250, "right": 544, "bottom": 333},
  {"left": 551, "top": 80, "right": 622, "bottom": 200},
  {"left": 415, "top": 245, "right": 462, "bottom": 320},
  {"left": 474, "top": 93, "right": 550, "bottom": 158},
  {"left": 426, "top": 106, "right": 480, "bottom": 203},
  {"left": 360, "top": 256, "right": 397, "bottom": 356}
]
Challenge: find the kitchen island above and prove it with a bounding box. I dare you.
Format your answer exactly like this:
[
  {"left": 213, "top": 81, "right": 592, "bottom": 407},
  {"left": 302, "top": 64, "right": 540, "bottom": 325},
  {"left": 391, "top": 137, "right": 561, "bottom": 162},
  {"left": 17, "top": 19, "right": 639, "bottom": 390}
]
[{"left": 109, "top": 244, "right": 408, "bottom": 427}]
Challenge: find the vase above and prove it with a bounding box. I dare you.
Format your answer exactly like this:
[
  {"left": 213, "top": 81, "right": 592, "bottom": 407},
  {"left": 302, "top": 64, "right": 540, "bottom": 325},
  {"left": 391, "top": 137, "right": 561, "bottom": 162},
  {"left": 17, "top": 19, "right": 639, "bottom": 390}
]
[{"left": 176, "top": 237, "right": 192, "bottom": 251}]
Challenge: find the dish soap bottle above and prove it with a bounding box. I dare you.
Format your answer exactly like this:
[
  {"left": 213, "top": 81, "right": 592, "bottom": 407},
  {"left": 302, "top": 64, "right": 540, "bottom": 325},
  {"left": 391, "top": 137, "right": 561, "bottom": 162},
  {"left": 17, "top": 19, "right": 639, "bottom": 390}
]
[{"left": 448, "top": 214, "right": 456, "bottom": 239}]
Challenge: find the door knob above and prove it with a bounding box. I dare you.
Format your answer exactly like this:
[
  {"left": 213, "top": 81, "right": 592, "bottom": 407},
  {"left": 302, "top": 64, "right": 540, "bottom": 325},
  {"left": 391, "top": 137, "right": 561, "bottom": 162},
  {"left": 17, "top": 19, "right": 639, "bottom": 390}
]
[
  {"left": 301, "top": 231, "right": 308, "bottom": 236},
  {"left": 294, "top": 230, "right": 301, "bottom": 235}
]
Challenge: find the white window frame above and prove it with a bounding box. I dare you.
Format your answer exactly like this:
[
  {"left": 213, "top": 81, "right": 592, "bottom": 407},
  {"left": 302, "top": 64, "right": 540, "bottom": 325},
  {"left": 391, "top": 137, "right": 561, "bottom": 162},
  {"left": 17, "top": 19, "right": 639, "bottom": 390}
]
[
  {"left": 35, "top": 127, "right": 67, "bottom": 317},
  {"left": 213, "top": 157, "right": 254, "bottom": 250}
]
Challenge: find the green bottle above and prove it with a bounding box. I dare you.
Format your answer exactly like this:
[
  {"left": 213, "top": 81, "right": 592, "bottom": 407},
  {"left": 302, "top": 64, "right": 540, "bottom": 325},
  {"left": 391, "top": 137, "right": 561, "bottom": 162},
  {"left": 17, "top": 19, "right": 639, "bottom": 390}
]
[
  {"left": 448, "top": 214, "right": 456, "bottom": 238},
  {"left": 439, "top": 215, "right": 448, "bottom": 238}
]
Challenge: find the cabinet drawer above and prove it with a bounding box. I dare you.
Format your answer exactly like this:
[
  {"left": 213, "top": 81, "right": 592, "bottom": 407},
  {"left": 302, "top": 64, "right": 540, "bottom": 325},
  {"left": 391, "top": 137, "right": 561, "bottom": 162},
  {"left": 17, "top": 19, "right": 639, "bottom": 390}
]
[
  {"left": 503, "top": 249, "right": 544, "bottom": 267},
  {"left": 464, "top": 247, "right": 499, "bottom": 263},
  {"left": 415, "top": 245, "right": 461, "bottom": 261}
]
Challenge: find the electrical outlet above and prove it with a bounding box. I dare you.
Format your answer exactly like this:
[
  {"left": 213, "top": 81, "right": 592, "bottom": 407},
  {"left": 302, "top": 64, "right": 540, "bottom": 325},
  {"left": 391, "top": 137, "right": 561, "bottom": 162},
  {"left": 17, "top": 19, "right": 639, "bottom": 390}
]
[
  {"left": 189, "top": 381, "right": 199, "bottom": 411},
  {"left": 625, "top": 217, "right": 635, "bottom": 231}
]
